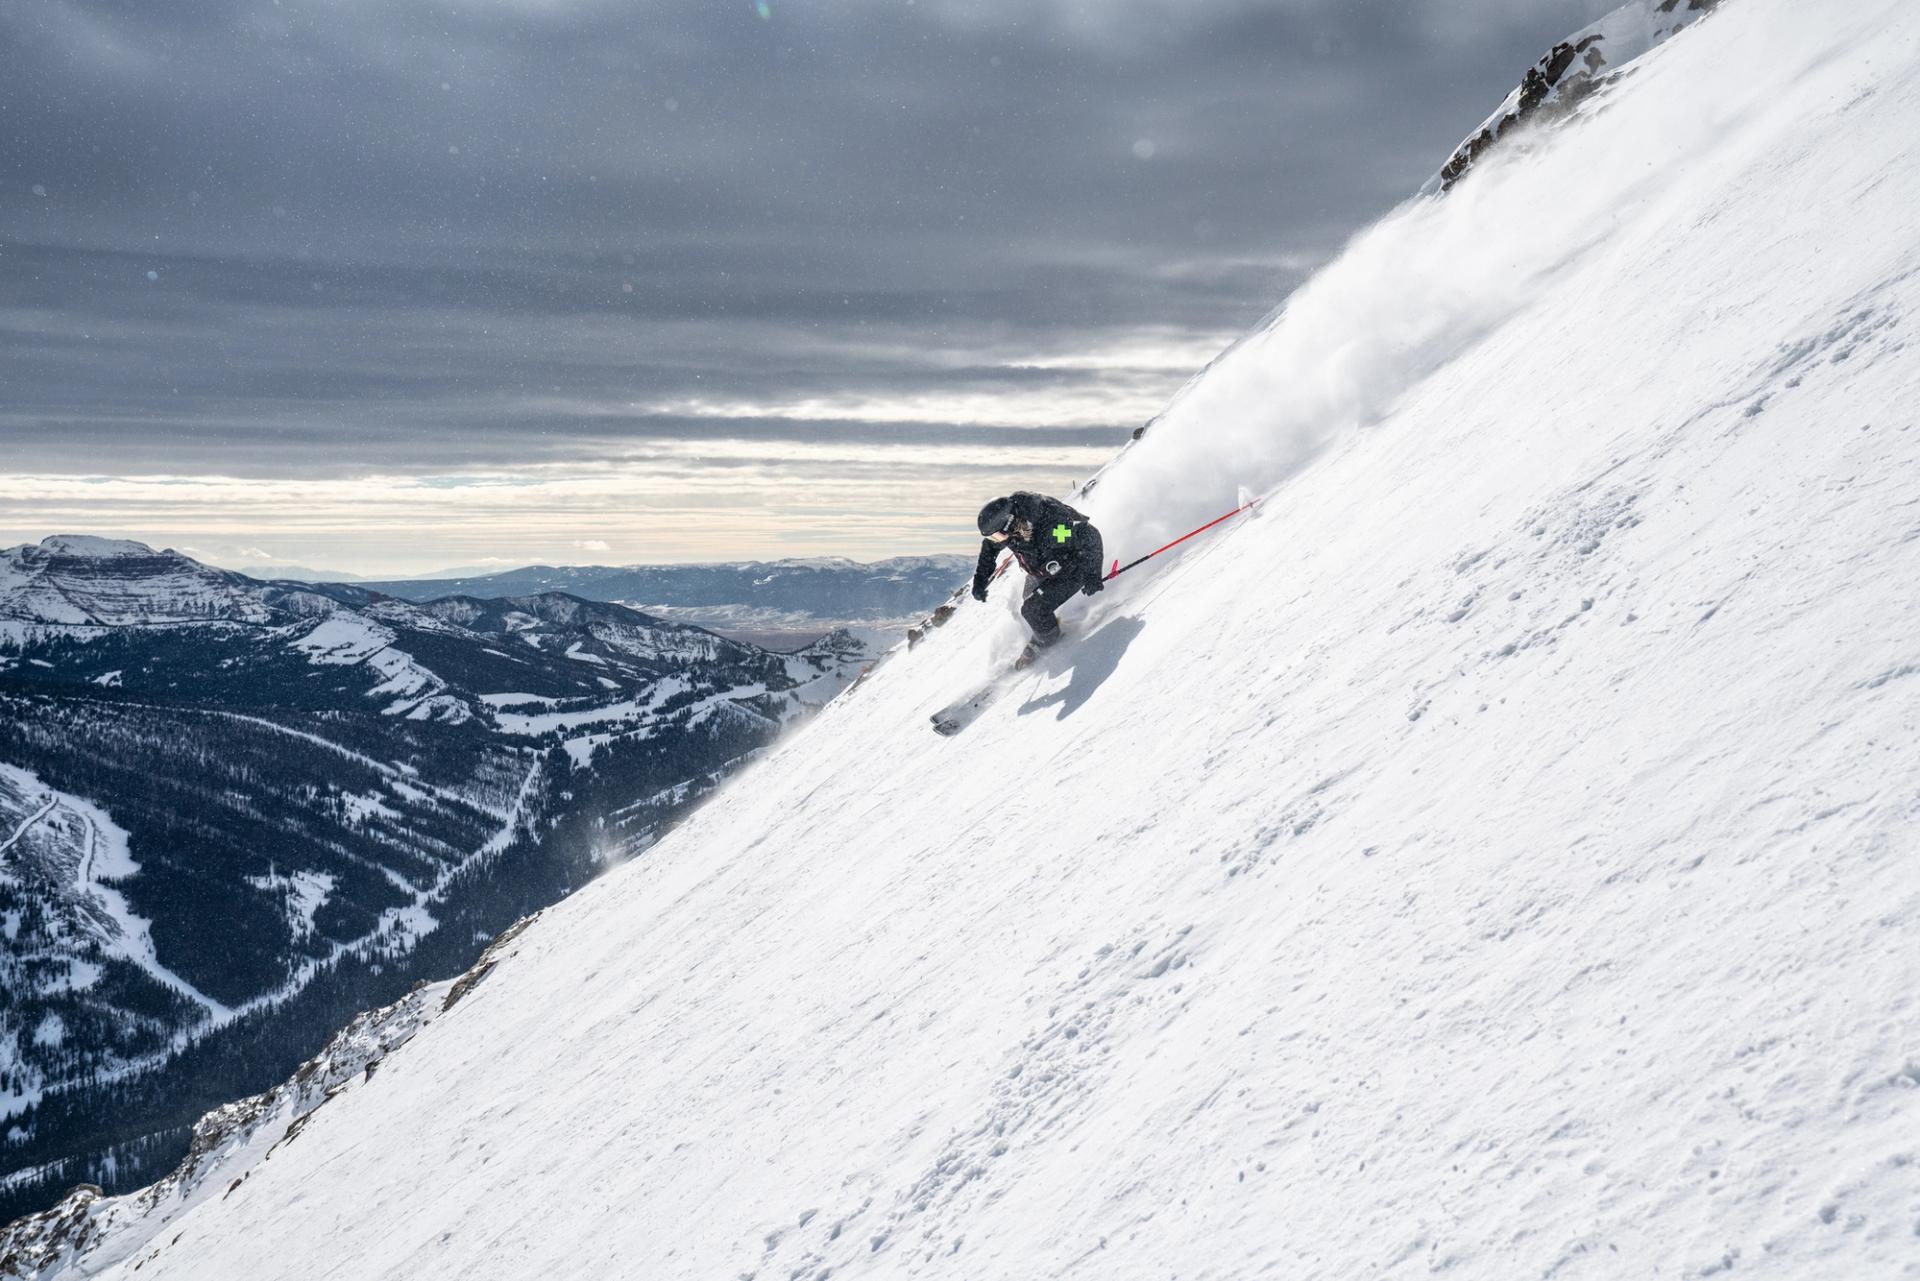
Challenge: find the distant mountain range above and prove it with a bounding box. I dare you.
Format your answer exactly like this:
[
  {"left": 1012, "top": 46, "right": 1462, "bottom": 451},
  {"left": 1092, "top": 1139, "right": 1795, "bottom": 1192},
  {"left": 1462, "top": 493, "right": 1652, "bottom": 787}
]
[
  {"left": 206, "top": 563, "right": 378, "bottom": 583},
  {"left": 357, "top": 555, "right": 972, "bottom": 640},
  {"left": 0, "top": 535, "right": 884, "bottom": 1219}
]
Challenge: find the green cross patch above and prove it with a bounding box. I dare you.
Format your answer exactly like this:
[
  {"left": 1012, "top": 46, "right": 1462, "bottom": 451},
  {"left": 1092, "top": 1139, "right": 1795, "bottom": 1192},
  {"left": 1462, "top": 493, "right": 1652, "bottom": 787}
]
[{"left": 1052, "top": 524, "right": 1073, "bottom": 543}]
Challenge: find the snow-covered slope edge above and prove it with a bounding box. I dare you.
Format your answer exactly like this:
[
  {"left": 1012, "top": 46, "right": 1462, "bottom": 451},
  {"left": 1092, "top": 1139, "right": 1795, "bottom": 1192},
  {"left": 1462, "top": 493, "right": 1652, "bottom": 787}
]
[
  {"left": 14, "top": 0, "right": 1920, "bottom": 1277},
  {"left": 0, "top": 916, "right": 540, "bottom": 1278}
]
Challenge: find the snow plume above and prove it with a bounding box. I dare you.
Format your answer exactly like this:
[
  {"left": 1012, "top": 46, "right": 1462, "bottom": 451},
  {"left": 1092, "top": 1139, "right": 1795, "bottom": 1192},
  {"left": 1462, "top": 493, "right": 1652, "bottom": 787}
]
[{"left": 1086, "top": 0, "right": 1789, "bottom": 552}]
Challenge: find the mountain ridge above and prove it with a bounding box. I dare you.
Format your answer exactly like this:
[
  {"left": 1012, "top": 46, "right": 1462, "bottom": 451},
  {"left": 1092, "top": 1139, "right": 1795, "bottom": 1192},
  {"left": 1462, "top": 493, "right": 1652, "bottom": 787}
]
[
  {"left": 3, "top": 536, "right": 972, "bottom": 644},
  {"left": 353, "top": 553, "right": 973, "bottom": 631}
]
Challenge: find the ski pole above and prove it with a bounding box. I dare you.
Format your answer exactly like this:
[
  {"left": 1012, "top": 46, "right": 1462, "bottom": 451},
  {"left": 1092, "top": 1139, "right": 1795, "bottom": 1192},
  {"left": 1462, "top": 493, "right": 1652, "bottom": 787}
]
[{"left": 1103, "top": 497, "right": 1259, "bottom": 582}]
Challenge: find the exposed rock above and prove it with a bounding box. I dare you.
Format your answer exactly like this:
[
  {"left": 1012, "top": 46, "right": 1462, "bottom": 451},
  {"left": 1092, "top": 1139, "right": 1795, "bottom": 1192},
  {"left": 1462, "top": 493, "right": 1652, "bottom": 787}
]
[
  {"left": 442, "top": 913, "right": 541, "bottom": 1013},
  {"left": 905, "top": 597, "right": 963, "bottom": 651},
  {"left": 1433, "top": 0, "right": 1725, "bottom": 192}
]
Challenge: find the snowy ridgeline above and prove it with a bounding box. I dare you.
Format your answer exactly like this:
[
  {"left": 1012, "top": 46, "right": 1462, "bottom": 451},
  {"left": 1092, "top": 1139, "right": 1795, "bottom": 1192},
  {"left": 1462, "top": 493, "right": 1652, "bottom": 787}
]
[
  {"left": 0, "top": 926, "right": 527, "bottom": 1280},
  {"left": 8, "top": 0, "right": 1920, "bottom": 1277}
]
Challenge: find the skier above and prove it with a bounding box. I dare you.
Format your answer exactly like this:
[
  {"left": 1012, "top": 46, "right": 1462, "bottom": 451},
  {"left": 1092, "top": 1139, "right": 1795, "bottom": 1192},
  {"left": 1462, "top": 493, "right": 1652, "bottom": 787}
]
[{"left": 971, "top": 492, "right": 1105, "bottom": 664}]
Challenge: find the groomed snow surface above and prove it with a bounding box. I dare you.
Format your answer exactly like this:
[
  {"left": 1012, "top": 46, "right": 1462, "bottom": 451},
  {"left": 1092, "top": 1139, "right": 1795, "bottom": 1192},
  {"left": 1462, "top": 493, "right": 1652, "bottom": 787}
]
[{"left": 42, "top": 0, "right": 1920, "bottom": 1277}]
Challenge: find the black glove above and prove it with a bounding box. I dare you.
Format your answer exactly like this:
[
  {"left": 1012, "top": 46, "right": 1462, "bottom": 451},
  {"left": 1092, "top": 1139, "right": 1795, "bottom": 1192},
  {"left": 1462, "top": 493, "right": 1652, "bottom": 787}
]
[
  {"left": 1081, "top": 578, "right": 1104, "bottom": 597},
  {"left": 971, "top": 581, "right": 988, "bottom": 603}
]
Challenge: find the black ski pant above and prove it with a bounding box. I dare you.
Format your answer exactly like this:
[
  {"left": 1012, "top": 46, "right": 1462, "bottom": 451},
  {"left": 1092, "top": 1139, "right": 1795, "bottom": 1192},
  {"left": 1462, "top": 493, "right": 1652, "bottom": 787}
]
[{"left": 1021, "top": 573, "right": 1085, "bottom": 646}]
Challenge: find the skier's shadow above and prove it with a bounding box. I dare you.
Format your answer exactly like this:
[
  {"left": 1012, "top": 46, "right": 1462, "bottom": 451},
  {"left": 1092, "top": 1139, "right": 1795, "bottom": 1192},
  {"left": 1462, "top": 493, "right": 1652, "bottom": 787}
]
[{"left": 1016, "top": 614, "right": 1146, "bottom": 722}]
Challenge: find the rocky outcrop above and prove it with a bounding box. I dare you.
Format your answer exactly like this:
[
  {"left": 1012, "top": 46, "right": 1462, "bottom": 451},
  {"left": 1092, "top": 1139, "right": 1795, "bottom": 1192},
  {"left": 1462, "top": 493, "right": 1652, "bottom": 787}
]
[{"left": 1433, "top": 0, "right": 1725, "bottom": 192}]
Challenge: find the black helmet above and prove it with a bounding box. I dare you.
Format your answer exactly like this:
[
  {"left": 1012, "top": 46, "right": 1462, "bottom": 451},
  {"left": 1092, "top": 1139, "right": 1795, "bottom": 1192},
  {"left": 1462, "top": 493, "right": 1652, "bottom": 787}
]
[{"left": 976, "top": 496, "right": 1014, "bottom": 537}]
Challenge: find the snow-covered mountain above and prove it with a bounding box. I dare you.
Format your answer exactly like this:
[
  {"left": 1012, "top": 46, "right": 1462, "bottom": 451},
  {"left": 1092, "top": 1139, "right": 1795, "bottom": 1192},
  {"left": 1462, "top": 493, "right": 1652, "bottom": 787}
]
[
  {"left": 0, "top": 542, "right": 876, "bottom": 1220},
  {"left": 0, "top": 538, "right": 285, "bottom": 629},
  {"left": 8, "top": 0, "right": 1920, "bottom": 1276}
]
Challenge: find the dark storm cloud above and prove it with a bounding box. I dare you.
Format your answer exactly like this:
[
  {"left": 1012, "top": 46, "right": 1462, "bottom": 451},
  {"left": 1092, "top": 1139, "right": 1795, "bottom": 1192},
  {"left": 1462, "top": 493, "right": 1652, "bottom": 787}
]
[{"left": 0, "top": 0, "right": 1613, "bottom": 480}]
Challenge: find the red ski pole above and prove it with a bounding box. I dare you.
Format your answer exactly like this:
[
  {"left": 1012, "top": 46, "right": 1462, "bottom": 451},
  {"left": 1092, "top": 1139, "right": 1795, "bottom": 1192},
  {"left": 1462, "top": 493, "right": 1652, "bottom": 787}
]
[{"left": 1103, "top": 497, "right": 1259, "bottom": 582}]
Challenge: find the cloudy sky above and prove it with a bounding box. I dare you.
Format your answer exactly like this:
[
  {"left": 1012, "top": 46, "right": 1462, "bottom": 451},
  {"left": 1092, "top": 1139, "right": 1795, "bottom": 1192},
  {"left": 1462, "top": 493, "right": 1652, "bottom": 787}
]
[{"left": 1, "top": 0, "right": 1612, "bottom": 575}]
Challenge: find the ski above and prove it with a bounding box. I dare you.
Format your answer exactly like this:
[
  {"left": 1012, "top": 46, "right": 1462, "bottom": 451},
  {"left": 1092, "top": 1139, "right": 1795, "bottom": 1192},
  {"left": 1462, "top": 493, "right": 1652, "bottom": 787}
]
[
  {"left": 929, "top": 678, "right": 1009, "bottom": 736},
  {"left": 929, "top": 642, "right": 1049, "bottom": 735}
]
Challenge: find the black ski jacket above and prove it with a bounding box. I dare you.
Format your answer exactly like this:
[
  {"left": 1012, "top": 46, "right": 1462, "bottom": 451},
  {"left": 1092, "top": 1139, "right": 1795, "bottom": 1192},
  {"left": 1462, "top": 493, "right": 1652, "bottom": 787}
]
[{"left": 972, "top": 492, "right": 1105, "bottom": 594}]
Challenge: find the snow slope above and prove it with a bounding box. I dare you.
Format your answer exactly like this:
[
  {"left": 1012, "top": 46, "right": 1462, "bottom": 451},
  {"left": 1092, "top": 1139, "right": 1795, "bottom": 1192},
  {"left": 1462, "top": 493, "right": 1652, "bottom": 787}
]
[{"left": 16, "top": 0, "right": 1920, "bottom": 1277}]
